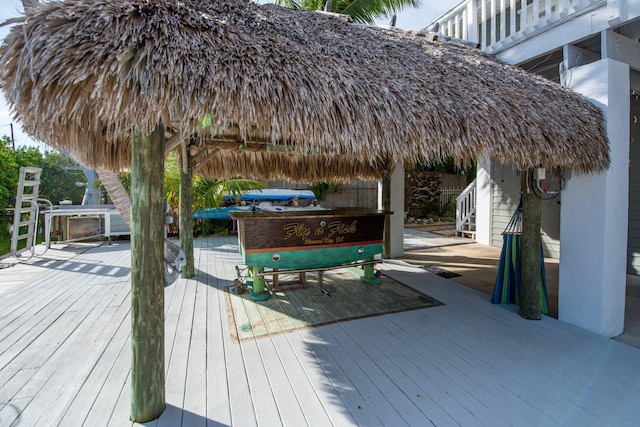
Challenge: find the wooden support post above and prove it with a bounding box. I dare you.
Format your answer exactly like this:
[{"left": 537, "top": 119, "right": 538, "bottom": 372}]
[
  {"left": 179, "top": 146, "right": 195, "bottom": 278},
  {"left": 130, "top": 123, "right": 166, "bottom": 422},
  {"left": 381, "top": 159, "right": 393, "bottom": 259},
  {"left": 520, "top": 169, "right": 542, "bottom": 320}
]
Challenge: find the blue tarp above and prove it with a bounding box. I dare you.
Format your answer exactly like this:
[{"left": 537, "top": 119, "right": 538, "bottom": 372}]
[
  {"left": 193, "top": 189, "right": 319, "bottom": 219},
  {"left": 223, "top": 189, "right": 317, "bottom": 203}
]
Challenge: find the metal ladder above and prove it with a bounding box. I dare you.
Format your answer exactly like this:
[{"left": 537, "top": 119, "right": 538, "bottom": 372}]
[{"left": 9, "top": 167, "right": 52, "bottom": 259}]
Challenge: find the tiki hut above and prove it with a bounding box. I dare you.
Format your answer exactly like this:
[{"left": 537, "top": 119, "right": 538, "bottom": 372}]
[
  {"left": 0, "top": 0, "right": 609, "bottom": 422},
  {"left": 1, "top": 0, "right": 608, "bottom": 173}
]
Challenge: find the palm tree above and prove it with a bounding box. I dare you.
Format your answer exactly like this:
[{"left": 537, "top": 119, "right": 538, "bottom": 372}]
[
  {"left": 96, "top": 168, "right": 131, "bottom": 225},
  {"left": 97, "top": 153, "right": 263, "bottom": 228},
  {"left": 275, "top": 0, "right": 420, "bottom": 25}
]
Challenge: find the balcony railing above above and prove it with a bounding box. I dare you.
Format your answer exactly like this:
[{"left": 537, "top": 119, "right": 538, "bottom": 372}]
[{"left": 434, "top": 0, "right": 606, "bottom": 53}]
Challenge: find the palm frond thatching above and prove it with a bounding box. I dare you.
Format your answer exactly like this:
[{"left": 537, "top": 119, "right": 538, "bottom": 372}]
[
  {"left": 0, "top": 0, "right": 609, "bottom": 177},
  {"left": 193, "top": 149, "right": 381, "bottom": 182}
]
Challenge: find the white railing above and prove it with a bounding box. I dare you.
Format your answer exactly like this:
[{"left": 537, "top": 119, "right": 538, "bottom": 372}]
[
  {"left": 440, "top": 187, "right": 465, "bottom": 211},
  {"left": 455, "top": 179, "right": 476, "bottom": 237},
  {"left": 434, "top": 0, "right": 605, "bottom": 52}
]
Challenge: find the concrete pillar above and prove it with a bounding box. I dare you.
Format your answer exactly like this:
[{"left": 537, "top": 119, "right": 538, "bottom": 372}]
[
  {"left": 378, "top": 163, "right": 405, "bottom": 258},
  {"left": 560, "top": 58, "right": 629, "bottom": 337},
  {"left": 475, "top": 157, "right": 492, "bottom": 245}
]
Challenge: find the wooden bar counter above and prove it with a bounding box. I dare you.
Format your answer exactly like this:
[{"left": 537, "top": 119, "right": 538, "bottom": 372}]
[{"left": 229, "top": 208, "right": 389, "bottom": 300}]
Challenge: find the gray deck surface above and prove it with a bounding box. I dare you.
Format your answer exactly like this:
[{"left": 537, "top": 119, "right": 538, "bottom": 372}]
[{"left": 1, "top": 236, "right": 639, "bottom": 426}]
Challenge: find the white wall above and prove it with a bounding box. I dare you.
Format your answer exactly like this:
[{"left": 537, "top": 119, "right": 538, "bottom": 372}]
[
  {"left": 627, "top": 91, "right": 640, "bottom": 274},
  {"left": 378, "top": 163, "right": 405, "bottom": 258},
  {"left": 559, "top": 58, "right": 629, "bottom": 337},
  {"left": 475, "top": 158, "right": 492, "bottom": 245}
]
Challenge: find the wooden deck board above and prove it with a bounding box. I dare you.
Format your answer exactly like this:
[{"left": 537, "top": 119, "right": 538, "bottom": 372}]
[
  {"left": 379, "top": 263, "right": 640, "bottom": 425},
  {"left": 355, "top": 316, "right": 500, "bottom": 427},
  {"left": 267, "top": 333, "right": 334, "bottom": 427},
  {"left": 286, "top": 329, "right": 361, "bottom": 426},
  {"left": 163, "top": 271, "right": 198, "bottom": 426},
  {"left": 203, "top": 247, "right": 233, "bottom": 426},
  {"left": 0, "top": 246, "right": 131, "bottom": 426},
  {"left": 374, "top": 313, "right": 552, "bottom": 426},
  {"left": 1, "top": 236, "right": 639, "bottom": 426},
  {"left": 377, "top": 286, "right": 598, "bottom": 424},
  {"left": 181, "top": 277, "right": 209, "bottom": 427},
  {"left": 13, "top": 292, "right": 122, "bottom": 427},
  {"left": 214, "top": 238, "right": 258, "bottom": 427},
  {"left": 253, "top": 335, "right": 309, "bottom": 427}
]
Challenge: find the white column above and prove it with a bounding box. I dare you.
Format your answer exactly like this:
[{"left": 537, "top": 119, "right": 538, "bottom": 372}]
[
  {"left": 467, "top": 0, "right": 478, "bottom": 43},
  {"left": 475, "top": 157, "right": 492, "bottom": 245},
  {"left": 378, "top": 163, "right": 405, "bottom": 258},
  {"left": 560, "top": 58, "right": 629, "bottom": 337}
]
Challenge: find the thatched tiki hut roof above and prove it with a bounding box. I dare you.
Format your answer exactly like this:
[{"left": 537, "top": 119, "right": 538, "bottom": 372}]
[
  {"left": 1, "top": 0, "right": 608, "bottom": 174},
  {"left": 0, "top": 0, "right": 610, "bottom": 422}
]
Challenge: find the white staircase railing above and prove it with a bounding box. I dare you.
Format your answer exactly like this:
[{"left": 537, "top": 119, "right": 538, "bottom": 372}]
[{"left": 455, "top": 178, "right": 476, "bottom": 238}]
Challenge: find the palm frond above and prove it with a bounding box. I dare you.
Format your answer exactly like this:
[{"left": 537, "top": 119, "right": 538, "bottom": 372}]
[
  {"left": 192, "top": 178, "right": 264, "bottom": 210},
  {"left": 274, "top": 0, "right": 305, "bottom": 9},
  {"left": 338, "top": 0, "right": 420, "bottom": 23},
  {"left": 163, "top": 153, "right": 181, "bottom": 209}
]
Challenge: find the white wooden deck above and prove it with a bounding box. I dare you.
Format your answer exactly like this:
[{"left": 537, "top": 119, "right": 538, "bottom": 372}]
[{"left": 1, "top": 236, "right": 639, "bottom": 426}]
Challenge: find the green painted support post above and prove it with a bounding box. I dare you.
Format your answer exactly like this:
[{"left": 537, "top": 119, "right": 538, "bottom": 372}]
[
  {"left": 347, "top": 258, "right": 381, "bottom": 285},
  {"left": 179, "top": 146, "right": 194, "bottom": 278},
  {"left": 363, "top": 262, "right": 377, "bottom": 283},
  {"left": 130, "top": 123, "right": 166, "bottom": 422},
  {"left": 520, "top": 169, "right": 542, "bottom": 320},
  {"left": 247, "top": 266, "right": 269, "bottom": 301},
  {"left": 252, "top": 266, "right": 265, "bottom": 293}
]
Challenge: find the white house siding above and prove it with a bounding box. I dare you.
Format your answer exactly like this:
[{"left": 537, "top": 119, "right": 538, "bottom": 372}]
[
  {"left": 431, "top": 0, "right": 637, "bottom": 336},
  {"left": 628, "top": 93, "right": 640, "bottom": 274},
  {"left": 490, "top": 163, "right": 520, "bottom": 248},
  {"left": 490, "top": 163, "right": 561, "bottom": 259}
]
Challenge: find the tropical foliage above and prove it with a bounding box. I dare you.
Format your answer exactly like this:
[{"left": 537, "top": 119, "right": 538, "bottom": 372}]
[
  {"left": 411, "top": 156, "right": 476, "bottom": 184},
  {"left": 163, "top": 152, "right": 264, "bottom": 211},
  {"left": 275, "top": 0, "right": 420, "bottom": 24},
  {"left": 0, "top": 137, "right": 86, "bottom": 255}
]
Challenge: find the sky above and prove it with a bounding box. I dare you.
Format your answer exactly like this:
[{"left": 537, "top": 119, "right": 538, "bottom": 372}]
[{"left": 0, "top": 0, "right": 461, "bottom": 149}]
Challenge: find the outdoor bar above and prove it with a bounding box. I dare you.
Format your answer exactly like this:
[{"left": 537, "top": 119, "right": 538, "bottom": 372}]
[{"left": 229, "top": 207, "right": 389, "bottom": 300}]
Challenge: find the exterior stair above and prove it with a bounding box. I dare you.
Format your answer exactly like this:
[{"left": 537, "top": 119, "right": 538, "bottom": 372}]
[{"left": 455, "top": 178, "right": 476, "bottom": 238}]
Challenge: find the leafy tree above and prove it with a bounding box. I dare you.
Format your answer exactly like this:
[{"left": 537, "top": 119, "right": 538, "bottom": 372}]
[
  {"left": 0, "top": 141, "right": 88, "bottom": 255},
  {"left": 39, "top": 151, "right": 86, "bottom": 204},
  {"left": 0, "top": 140, "right": 43, "bottom": 213},
  {"left": 0, "top": 137, "right": 19, "bottom": 213},
  {"left": 0, "top": 137, "right": 19, "bottom": 253},
  {"left": 13, "top": 146, "right": 42, "bottom": 171},
  {"left": 412, "top": 156, "right": 476, "bottom": 184},
  {"left": 275, "top": 0, "right": 420, "bottom": 24},
  {"left": 0, "top": 140, "right": 44, "bottom": 255}
]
